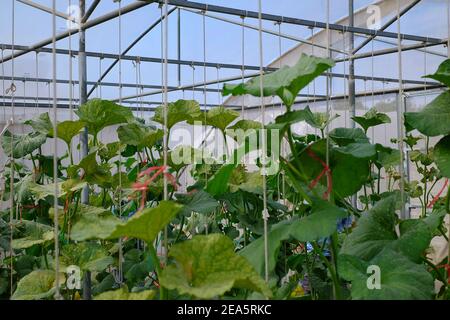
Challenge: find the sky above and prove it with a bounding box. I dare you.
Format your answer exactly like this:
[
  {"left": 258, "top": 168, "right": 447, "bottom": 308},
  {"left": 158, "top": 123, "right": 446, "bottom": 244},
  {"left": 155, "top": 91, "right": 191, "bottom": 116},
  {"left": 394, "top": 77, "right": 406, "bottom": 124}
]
[{"left": 0, "top": 0, "right": 448, "bottom": 115}]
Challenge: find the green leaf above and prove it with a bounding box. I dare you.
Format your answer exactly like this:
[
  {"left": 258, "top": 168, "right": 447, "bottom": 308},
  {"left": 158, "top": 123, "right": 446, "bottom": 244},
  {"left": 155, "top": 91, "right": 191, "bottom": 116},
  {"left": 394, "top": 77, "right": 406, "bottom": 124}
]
[
  {"left": 329, "top": 128, "right": 369, "bottom": 146},
  {"left": 404, "top": 91, "right": 450, "bottom": 136},
  {"left": 227, "top": 119, "right": 261, "bottom": 131},
  {"left": 335, "top": 143, "right": 377, "bottom": 159},
  {"left": 230, "top": 171, "right": 263, "bottom": 194},
  {"left": 241, "top": 198, "right": 347, "bottom": 276},
  {"left": 71, "top": 207, "right": 120, "bottom": 242},
  {"left": 11, "top": 270, "right": 65, "bottom": 300},
  {"left": 60, "top": 242, "right": 113, "bottom": 272},
  {"left": 376, "top": 144, "right": 401, "bottom": 169},
  {"left": 152, "top": 99, "right": 201, "bottom": 130},
  {"left": 78, "top": 152, "right": 112, "bottom": 187},
  {"left": 24, "top": 112, "right": 53, "bottom": 136},
  {"left": 12, "top": 220, "right": 54, "bottom": 250},
  {"left": 117, "top": 122, "right": 163, "bottom": 150},
  {"left": 71, "top": 201, "right": 182, "bottom": 244},
  {"left": 94, "top": 286, "right": 155, "bottom": 300},
  {"left": 50, "top": 120, "right": 85, "bottom": 146},
  {"left": 29, "top": 181, "right": 66, "bottom": 201},
  {"left": 110, "top": 201, "right": 183, "bottom": 244},
  {"left": 1, "top": 131, "right": 47, "bottom": 158},
  {"left": 423, "top": 58, "right": 450, "bottom": 87},
  {"left": 177, "top": 190, "right": 219, "bottom": 216},
  {"left": 75, "top": 99, "right": 133, "bottom": 137},
  {"left": 352, "top": 108, "right": 391, "bottom": 132},
  {"left": 206, "top": 164, "right": 236, "bottom": 196},
  {"left": 223, "top": 54, "right": 335, "bottom": 107},
  {"left": 159, "top": 234, "right": 272, "bottom": 299},
  {"left": 434, "top": 135, "right": 450, "bottom": 178},
  {"left": 169, "top": 145, "right": 204, "bottom": 171},
  {"left": 339, "top": 249, "right": 433, "bottom": 300},
  {"left": 204, "top": 106, "right": 239, "bottom": 132},
  {"left": 340, "top": 196, "right": 434, "bottom": 263}
]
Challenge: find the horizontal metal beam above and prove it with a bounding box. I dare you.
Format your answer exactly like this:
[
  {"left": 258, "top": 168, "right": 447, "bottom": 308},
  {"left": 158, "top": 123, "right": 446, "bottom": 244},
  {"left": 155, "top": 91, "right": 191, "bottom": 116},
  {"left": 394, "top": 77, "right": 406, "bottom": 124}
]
[
  {"left": 0, "top": 1, "right": 154, "bottom": 64},
  {"left": 336, "top": 39, "right": 448, "bottom": 62},
  {"left": 157, "top": 0, "right": 442, "bottom": 43},
  {"left": 0, "top": 95, "right": 236, "bottom": 109},
  {"left": 355, "top": 34, "right": 447, "bottom": 58},
  {"left": 17, "top": 0, "right": 76, "bottom": 22},
  {"left": 0, "top": 75, "right": 222, "bottom": 93},
  {"left": 181, "top": 7, "right": 348, "bottom": 55}
]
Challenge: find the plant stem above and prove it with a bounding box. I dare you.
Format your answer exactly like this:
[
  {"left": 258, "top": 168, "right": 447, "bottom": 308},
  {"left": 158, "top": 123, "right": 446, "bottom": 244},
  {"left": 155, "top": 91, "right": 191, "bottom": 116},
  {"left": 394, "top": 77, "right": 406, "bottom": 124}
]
[
  {"left": 312, "top": 242, "right": 341, "bottom": 300},
  {"left": 147, "top": 243, "right": 167, "bottom": 300}
]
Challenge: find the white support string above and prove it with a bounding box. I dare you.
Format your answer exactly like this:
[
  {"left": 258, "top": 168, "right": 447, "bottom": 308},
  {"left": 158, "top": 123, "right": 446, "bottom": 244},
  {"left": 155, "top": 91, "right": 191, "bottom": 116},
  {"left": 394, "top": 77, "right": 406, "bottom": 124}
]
[
  {"left": 117, "top": 0, "right": 124, "bottom": 285},
  {"left": 325, "top": 0, "right": 331, "bottom": 199},
  {"left": 68, "top": 0, "right": 73, "bottom": 121},
  {"left": 256, "top": 0, "right": 269, "bottom": 284},
  {"left": 35, "top": 52, "right": 39, "bottom": 117},
  {"left": 1, "top": 48, "right": 5, "bottom": 122},
  {"left": 241, "top": 16, "right": 245, "bottom": 119},
  {"left": 162, "top": 0, "right": 169, "bottom": 262},
  {"left": 202, "top": 10, "right": 208, "bottom": 193},
  {"left": 342, "top": 31, "right": 348, "bottom": 128},
  {"left": 51, "top": 0, "right": 61, "bottom": 300},
  {"left": 9, "top": 0, "right": 16, "bottom": 297}
]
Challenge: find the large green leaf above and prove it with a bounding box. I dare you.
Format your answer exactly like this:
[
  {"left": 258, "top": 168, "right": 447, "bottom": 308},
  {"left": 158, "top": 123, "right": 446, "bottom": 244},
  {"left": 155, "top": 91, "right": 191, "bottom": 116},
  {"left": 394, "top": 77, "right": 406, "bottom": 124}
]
[
  {"left": 11, "top": 270, "right": 65, "bottom": 300},
  {"left": 60, "top": 242, "right": 113, "bottom": 272},
  {"left": 223, "top": 54, "right": 335, "bottom": 107},
  {"left": 434, "top": 135, "right": 450, "bottom": 178},
  {"left": 340, "top": 196, "right": 435, "bottom": 263},
  {"left": 94, "top": 286, "right": 155, "bottom": 300},
  {"left": 152, "top": 99, "right": 201, "bottom": 130},
  {"left": 240, "top": 198, "right": 347, "bottom": 276},
  {"left": 70, "top": 207, "right": 120, "bottom": 241},
  {"left": 352, "top": 108, "right": 391, "bottom": 133},
  {"left": 71, "top": 201, "right": 182, "bottom": 244},
  {"left": 335, "top": 143, "right": 377, "bottom": 159},
  {"left": 24, "top": 112, "right": 53, "bottom": 136},
  {"left": 329, "top": 128, "right": 369, "bottom": 146},
  {"left": 75, "top": 99, "right": 133, "bottom": 137},
  {"left": 78, "top": 152, "right": 112, "bottom": 187},
  {"left": 12, "top": 220, "right": 54, "bottom": 250},
  {"left": 206, "top": 164, "right": 236, "bottom": 196},
  {"left": 404, "top": 91, "right": 450, "bottom": 136},
  {"left": 339, "top": 248, "right": 434, "bottom": 300},
  {"left": 159, "top": 234, "right": 272, "bottom": 299},
  {"left": 29, "top": 181, "right": 66, "bottom": 201},
  {"left": 177, "top": 190, "right": 219, "bottom": 216},
  {"left": 50, "top": 120, "right": 85, "bottom": 146},
  {"left": 2, "top": 131, "right": 47, "bottom": 158},
  {"left": 110, "top": 201, "right": 183, "bottom": 244},
  {"left": 117, "top": 122, "right": 163, "bottom": 150},
  {"left": 203, "top": 106, "right": 239, "bottom": 132},
  {"left": 423, "top": 58, "right": 450, "bottom": 87},
  {"left": 297, "top": 139, "right": 370, "bottom": 198}
]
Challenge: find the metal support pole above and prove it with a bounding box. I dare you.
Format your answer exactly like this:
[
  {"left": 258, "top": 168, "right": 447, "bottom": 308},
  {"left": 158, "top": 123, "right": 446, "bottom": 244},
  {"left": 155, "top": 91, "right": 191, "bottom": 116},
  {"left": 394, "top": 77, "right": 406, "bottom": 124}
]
[
  {"left": 349, "top": 0, "right": 356, "bottom": 126},
  {"left": 177, "top": 8, "right": 181, "bottom": 87},
  {"left": 348, "top": 0, "right": 358, "bottom": 210},
  {"left": 79, "top": 0, "right": 90, "bottom": 299}
]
